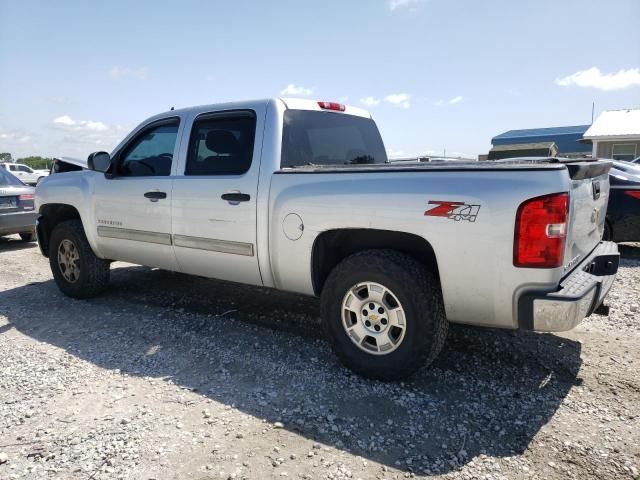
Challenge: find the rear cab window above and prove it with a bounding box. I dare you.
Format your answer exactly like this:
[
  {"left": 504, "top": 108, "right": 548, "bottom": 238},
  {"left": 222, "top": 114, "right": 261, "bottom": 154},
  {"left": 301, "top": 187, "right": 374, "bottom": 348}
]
[{"left": 281, "top": 110, "right": 387, "bottom": 168}]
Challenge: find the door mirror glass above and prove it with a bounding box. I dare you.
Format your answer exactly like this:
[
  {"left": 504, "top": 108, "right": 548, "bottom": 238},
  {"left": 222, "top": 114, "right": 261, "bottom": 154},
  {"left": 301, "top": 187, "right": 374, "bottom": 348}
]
[{"left": 87, "top": 151, "right": 112, "bottom": 173}]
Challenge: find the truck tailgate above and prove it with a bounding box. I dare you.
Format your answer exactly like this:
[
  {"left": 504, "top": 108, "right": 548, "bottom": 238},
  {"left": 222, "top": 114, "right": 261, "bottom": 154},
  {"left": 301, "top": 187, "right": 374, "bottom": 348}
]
[{"left": 564, "top": 161, "right": 611, "bottom": 274}]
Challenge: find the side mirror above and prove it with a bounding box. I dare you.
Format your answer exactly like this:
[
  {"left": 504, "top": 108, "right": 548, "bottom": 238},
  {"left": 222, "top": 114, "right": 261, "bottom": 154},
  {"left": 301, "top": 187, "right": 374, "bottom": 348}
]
[{"left": 87, "top": 151, "right": 112, "bottom": 173}]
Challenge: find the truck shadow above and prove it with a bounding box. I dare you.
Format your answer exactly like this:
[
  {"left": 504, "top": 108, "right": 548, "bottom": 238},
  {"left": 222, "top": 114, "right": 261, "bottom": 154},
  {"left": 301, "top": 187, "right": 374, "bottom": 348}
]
[
  {"left": 0, "top": 265, "right": 582, "bottom": 475},
  {"left": 0, "top": 236, "right": 37, "bottom": 253}
]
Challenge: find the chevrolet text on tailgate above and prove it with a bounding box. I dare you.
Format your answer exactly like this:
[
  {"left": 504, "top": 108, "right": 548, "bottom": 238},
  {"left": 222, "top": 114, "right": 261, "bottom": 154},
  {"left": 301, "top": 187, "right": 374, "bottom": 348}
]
[{"left": 35, "top": 98, "right": 619, "bottom": 380}]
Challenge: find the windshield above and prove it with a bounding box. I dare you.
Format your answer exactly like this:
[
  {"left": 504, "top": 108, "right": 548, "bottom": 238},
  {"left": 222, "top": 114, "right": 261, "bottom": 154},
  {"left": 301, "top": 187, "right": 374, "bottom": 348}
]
[
  {"left": 281, "top": 110, "right": 387, "bottom": 168},
  {"left": 0, "top": 167, "right": 24, "bottom": 186}
]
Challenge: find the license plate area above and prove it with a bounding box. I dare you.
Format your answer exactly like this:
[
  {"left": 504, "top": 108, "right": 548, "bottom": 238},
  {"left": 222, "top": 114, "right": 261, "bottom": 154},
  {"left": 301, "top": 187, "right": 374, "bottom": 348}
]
[{"left": 0, "top": 196, "right": 17, "bottom": 209}]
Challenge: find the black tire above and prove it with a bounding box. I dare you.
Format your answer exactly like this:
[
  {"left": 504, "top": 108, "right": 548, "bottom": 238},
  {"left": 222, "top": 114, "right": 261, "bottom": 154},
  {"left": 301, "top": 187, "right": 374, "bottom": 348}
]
[
  {"left": 321, "top": 249, "right": 448, "bottom": 381},
  {"left": 49, "top": 219, "right": 110, "bottom": 299},
  {"left": 19, "top": 232, "right": 35, "bottom": 242}
]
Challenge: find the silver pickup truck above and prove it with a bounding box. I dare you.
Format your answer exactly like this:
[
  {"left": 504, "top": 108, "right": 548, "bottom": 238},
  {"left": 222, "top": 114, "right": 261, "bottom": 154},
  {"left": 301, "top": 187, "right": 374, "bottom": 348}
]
[{"left": 35, "top": 98, "right": 619, "bottom": 380}]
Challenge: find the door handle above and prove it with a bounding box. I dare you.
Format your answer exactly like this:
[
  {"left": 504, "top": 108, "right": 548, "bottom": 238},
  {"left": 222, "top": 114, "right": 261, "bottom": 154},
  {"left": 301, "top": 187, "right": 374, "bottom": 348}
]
[
  {"left": 221, "top": 193, "right": 250, "bottom": 202},
  {"left": 144, "top": 191, "right": 167, "bottom": 200}
]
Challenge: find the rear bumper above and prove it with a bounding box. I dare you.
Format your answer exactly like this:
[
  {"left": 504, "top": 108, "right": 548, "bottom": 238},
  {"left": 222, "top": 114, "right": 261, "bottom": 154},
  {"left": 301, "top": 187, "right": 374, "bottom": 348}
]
[
  {"left": 518, "top": 241, "right": 619, "bottom": 332},
  {"left": 0, "top": 211, "right": 37, "bottom": 235}
]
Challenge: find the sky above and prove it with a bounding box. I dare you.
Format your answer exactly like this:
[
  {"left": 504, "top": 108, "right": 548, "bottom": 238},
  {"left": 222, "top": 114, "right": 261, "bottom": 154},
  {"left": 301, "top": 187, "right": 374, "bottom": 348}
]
[{"left": 1, "top": 0, "right": 639, "bottom": 160}]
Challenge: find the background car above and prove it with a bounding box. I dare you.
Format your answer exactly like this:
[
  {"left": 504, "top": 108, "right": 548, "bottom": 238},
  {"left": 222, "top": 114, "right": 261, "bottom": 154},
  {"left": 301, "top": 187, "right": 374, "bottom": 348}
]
[
  {"left": 0, "top": 167, "right": 37, "bottom": 242},
  {"left": 0, "top": 162, "right": 49, "bottom": 185},
  {"left": 604, "top": 160, "right": 640, "bottom": 242}
]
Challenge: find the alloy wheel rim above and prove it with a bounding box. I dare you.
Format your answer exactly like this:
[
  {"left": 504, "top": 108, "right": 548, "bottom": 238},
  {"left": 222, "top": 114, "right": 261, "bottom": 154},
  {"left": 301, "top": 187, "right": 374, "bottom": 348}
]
[
  {"left": 57, "top": 239, "right": 80, "bottom": 283},
  {"left": 341, "top": 282, "right": 407, "bottom": 355}
]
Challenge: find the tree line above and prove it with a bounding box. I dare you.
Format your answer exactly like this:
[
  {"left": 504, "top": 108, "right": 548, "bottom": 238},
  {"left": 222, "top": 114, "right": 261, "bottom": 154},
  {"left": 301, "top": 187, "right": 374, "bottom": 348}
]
[{"left": 0, "top": 153, "right": 52, "bottom": 170}]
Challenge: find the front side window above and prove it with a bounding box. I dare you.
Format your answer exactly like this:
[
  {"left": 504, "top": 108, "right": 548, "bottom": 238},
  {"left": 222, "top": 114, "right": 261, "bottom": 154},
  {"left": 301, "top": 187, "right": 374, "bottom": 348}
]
[
  {"left": 612, "top": 144, "right": 637, "bottom": 161},
  {"left": 118, "top": 120, "right": 179, "bottom": 177},
  {"left": 281, "top": 110, "right": 387, "bottom": 168},
  {"left": 18, "top": 165, "right": 32, "bottom": 173},
  {"left": 185, "top": 113, "right": 256, "bottom": 176}
]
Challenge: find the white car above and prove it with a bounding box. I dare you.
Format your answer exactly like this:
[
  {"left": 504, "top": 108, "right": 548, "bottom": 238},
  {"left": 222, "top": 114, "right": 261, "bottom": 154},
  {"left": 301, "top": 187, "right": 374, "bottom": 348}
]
[{"left": 0, "top": 163, "right": 49, "bottom": 185}]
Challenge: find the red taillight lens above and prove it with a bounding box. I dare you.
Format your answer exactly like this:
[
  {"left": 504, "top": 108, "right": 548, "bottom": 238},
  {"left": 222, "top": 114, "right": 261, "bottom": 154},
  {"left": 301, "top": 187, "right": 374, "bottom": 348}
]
[
  {"left": 514, "top": 192, "right": 569, "bottom": 268},
  {"left": 625, "top": 190, "right": 640, "bottom": 199},
  {"left": 19, "top": 194, "right": 35, "bottom": 201},
  {"left": 317, "top": 101, "right": 345, "bottom": 112}
]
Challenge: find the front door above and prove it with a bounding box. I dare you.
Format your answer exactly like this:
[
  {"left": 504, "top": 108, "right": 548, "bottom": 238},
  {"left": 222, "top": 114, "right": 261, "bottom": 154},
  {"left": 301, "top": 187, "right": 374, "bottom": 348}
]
[
  {"left": 171, "top": 109, "right": 262, "bottom": 285},
  {"left": 92, "top": 117, "right": 182, "bottom": 271}
]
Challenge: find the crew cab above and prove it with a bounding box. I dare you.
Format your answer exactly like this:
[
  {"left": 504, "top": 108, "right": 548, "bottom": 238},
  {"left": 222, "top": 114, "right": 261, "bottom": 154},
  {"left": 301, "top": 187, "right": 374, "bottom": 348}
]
[
  {"left": 0, "top": 162, "right": 49, "bottom": 185},
  {"left": 35, "top": 98, "right": 619, "bottom": 380}
]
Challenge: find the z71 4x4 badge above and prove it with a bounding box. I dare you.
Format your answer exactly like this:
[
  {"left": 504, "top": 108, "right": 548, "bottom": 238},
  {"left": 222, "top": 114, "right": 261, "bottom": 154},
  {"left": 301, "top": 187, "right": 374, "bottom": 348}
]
[{"left": 424, "top": 201, "right": 481, "bottom": 222}]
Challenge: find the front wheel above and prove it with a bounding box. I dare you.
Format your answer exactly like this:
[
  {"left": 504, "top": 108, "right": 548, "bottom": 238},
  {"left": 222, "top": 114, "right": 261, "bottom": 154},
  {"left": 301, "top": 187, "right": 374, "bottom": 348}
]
[
  {"left": 49, "top": 219, "right": 110, "bottom": 299},
  {"left": 321, "top": 249, "right": 448, "bottom": 381}
]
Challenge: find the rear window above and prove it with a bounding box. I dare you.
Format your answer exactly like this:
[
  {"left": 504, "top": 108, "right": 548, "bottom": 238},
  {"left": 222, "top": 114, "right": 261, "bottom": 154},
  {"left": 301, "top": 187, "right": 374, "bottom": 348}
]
[
  {"left": 0, "top": 167, "right": 24, "bottom": 186},
  {"left": 281, "top": 110, "right": 387, "bottom": 168}
]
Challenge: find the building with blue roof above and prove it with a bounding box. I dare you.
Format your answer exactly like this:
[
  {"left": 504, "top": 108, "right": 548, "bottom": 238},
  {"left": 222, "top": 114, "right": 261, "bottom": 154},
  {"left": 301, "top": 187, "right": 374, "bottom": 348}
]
[{"left": 490, "top": 125, "right": 591, "bottom": 158}]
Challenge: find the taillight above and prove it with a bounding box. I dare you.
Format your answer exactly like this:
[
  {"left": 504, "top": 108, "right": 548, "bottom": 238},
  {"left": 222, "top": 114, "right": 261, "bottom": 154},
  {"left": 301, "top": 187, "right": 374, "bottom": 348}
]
[
  {"left": 625, "top": 190, "right": 640, "bottom": 199},
  {"left": 19, "top": 194, "right": 34, "bottom": 201},
  {"left": 317, "top": 101, "right": 345, "bottom": 112},
  {"left": 514, "top": 192, "right": 569, "bottom": 268}
]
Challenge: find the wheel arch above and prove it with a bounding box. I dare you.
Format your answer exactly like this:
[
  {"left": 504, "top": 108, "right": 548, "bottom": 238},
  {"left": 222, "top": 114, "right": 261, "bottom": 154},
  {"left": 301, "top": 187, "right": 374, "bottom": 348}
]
[
  {"left": 311, "top": 229, "right": 440, "bottom": 296},
  {"left": 37, "top": 203, "right": 82, "bottom": 257}
]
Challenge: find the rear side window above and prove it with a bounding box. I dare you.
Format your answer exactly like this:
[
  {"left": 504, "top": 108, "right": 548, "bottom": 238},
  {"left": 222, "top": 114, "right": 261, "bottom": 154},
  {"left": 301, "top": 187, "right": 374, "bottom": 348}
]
[
  {"left": 186, "top": 112, "right": 256, "bottom": 176},
  {"left": 281, "top": 110, "right": 387, "bottom": 168},
  {"left": 0, "top": 168, "right": 23, "bottom": 186}
]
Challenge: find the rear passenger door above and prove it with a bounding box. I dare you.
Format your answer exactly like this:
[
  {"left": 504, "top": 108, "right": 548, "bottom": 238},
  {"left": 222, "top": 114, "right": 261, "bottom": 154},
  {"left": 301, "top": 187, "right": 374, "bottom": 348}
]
[{"left": 171, "top": 109, "right": 263, "bottom": 285}]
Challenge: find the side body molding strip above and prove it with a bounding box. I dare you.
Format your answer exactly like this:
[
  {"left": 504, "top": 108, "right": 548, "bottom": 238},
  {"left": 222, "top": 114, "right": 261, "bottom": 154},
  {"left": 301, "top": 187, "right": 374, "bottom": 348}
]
[
  {"left": 97, "top": 226, "right": 173, "bottom": 245},
  {"left": 173, "top": 234, "right": 254, "bottom": 257},
  {"left": 96, "top": 227, "right": 254, "bottom": 256}
]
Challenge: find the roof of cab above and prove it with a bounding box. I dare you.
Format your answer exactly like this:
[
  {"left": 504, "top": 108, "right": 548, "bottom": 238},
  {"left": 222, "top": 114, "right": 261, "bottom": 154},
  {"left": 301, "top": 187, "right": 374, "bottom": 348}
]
[{"left": 150, "top": 98, "right": 372, "bottom": 120}]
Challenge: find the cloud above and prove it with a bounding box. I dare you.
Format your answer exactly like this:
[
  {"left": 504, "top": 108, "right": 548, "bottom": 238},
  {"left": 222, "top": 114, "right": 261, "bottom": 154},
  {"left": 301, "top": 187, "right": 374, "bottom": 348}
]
[
  {"left": 388, "top": 0, "right": 424, "bottom": 11},
  {"left": 0, "top": 128, "right": 32, "bottom": 144},
  {"left": 384, "top": 93, "right": 411, "bottom": 109},
  {"left": 435, "top": 95, "right": 464, "bottom": 106},
  {"left": 555, "top": 67, "right": 640, "bottom": 91},
  {"left": 280, "top": 84, "right": 314, "bottom": 96},
  {"left": 360, "top": 96, "right": 381, "bottom": 107},
  {"left": 52, "top": 115, "right": 109, "bottom": 132},
  {"left": 109, "top": 65, "right": 149, "bottom": 80},
  {"left": 386, "top": 148, "right": 405, "bottom": 158},
  {"left": 49, "top": 115, "right": 128, "bottom": 153}
]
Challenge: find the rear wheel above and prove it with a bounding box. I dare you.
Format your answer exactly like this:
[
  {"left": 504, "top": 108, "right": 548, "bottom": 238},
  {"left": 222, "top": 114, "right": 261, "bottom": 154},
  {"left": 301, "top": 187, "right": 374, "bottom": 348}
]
[
  {"left": 49, "top": 219, "right": 110, "bottom": 298},
  {"left": 321, "top": 249, "right": 448, "bottom": 381},
  {"left": 19, "top": 232, "right": 35, "bottom": 242}
]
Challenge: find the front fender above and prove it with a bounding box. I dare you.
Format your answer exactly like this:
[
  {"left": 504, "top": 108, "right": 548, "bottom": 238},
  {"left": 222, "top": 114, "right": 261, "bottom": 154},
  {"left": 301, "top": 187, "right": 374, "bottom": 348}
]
[{"left": 36, "top": 171, "right": 103, "bottom": 257}]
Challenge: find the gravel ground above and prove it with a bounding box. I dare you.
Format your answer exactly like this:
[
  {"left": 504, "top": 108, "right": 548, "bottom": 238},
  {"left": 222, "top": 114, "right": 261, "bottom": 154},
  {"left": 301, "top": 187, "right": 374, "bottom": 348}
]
[{"left": 0, "top": 236, "right": 639, "bottom": 480}]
